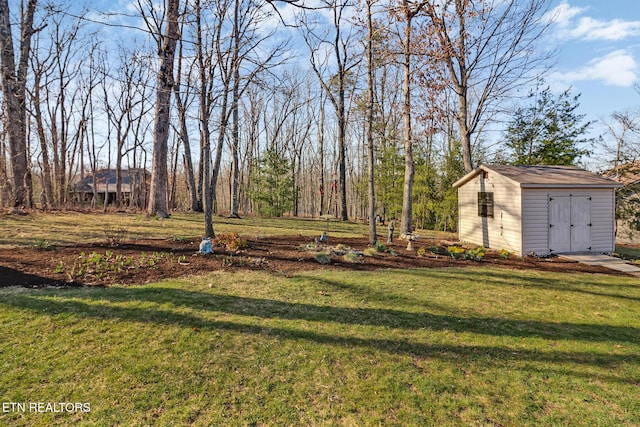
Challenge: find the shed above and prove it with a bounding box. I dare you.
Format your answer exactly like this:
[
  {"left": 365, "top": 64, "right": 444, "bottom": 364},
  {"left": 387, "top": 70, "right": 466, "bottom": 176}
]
[{"left": 452, "top": 164, "right": 622, "bottom": 256}]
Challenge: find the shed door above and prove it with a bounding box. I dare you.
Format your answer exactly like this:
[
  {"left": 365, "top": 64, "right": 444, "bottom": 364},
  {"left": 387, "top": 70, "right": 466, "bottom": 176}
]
[
  {"left": 549, "top": 195, "right": 592, "bottom": 253},
  {"left": 571, "top": 196, "right": 592, "bottom": 252},
  {"left": 549, "top": 196, "right": 571, "bottom": 253}
]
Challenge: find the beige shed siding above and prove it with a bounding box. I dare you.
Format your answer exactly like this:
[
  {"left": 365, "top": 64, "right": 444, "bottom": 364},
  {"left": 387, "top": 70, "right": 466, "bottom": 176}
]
[
  {"left": 457, "top": 173, "right": 522, "bottom": 254},
  {"left": 521, "top": 190, "right": 549, "bottom": 256},
  {"left": 590, "top": 189, "right": 616, "bottom": 252}
]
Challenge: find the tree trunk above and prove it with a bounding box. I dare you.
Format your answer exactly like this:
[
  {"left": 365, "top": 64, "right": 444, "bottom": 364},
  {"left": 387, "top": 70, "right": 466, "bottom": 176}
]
[
  {"left": 32, "top": 76, "right": 55, "bottom": 208},
  {"left": 172, "top": 21, "right": 199, "bottom": 212},
  {"left": 366, "top": 0, "right": 377, "bottom": 245},
  {"left": 400, "top": 2, "right": 414, "bottom": 236},
  {"left": 0, "top": 0, "right": 37, "bottom": 209},
  {"left": 229, "top": 0, "right": 241, "bottom": 218},
  {"left": 147, "top": 0, "right": 179, "bottom": 217}
]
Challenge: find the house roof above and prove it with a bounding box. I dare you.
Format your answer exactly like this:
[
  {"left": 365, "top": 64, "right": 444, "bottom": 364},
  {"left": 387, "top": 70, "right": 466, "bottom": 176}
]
[
  {"left": 453, "top": 164, "right": 623, "bottom": 189},
  {"left": 71, "top": 169, "right": 149, "bottom": 193},
  {"left": 603, "top": 161, "right": 640, "bottom": 186}
]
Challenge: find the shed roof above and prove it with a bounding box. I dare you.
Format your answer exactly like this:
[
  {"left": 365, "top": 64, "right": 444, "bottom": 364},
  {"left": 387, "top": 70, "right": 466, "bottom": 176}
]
[{"left": 453, "top": 164, "right": 623, "bottom": 189}]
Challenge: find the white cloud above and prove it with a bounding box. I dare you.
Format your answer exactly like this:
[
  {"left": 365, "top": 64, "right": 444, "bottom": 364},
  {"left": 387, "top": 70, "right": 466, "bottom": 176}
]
[
  {"left": 550, "top": 49, "right": 638, "bottom": 87},
  {"left": 546, "top": 2, "right": 586, "bottom": 28},
  {"left": 548, "top": 1, "right": 640, "bottom": 41}
]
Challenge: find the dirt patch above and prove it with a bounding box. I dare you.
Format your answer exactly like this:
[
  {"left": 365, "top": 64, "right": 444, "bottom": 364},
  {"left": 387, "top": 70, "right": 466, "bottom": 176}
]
[{"left": 0, "top": 235, "right": 628, "bottom": 288}]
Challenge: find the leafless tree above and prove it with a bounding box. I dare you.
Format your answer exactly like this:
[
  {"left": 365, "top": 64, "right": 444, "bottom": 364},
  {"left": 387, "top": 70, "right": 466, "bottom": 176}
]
[
  {"left": 425, "top": 0, "right": 554, "bottom": 172},
  {"left": 141, "top": 0, "right": 180, "bottom": 217},
  {"left": 300, "top": 0, "right": 359, "bottom": 221},
  {"left": 0, "top": 0, "right": 40, "bottom": 209}
]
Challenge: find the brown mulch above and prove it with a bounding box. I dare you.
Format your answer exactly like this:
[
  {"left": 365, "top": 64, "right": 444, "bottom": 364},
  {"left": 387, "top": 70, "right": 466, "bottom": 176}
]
[{"left": 0, "top": 234, "right": 630, "bottom": 288}]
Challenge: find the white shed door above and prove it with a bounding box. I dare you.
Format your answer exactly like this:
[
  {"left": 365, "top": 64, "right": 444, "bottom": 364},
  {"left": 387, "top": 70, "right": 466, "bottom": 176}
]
[
  {"left": 549, "top": 196, "right": 572, "bottom": 253},
  {"left": 549, "top": 195, "right": 592, "bottom": 253}
]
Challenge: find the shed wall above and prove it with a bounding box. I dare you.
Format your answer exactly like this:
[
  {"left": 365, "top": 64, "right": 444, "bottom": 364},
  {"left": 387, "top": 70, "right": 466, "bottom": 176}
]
[
  {"left": 457, "top": 173, "right": 522, "bottom": 254},
  {"left": 521, "top": 188, "right": 617, "bottom": 255}
]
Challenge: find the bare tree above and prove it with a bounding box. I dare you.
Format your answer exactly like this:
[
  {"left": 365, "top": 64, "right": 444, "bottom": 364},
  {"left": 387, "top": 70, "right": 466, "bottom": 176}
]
[
  {"left": 0, "top": 0, "right": 39, "bottom": 209},
  {"left": 143, "top": 0, "right": 180, "bottom": 217},
  {"left": 172, "top": 4, "right": 199, "bottom": 212},
  {"left": 425, "top": 0, "right": 553, "bottom": 172},
  {"left": 301, "top": 0, "right": 359, "bottom": 221},
  {"left": 364, "top": 0, "right": 377, "bottom": 244},
  {"left": 103, "top": 47, "right": 153, "bottom": 208}
]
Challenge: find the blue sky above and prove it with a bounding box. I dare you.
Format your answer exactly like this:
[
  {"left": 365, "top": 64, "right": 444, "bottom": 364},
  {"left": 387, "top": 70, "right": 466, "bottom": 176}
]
[
  {"left": 73, "top": 0, "right": 640, "bottom": 169},
  {"left": 545, "top": 1, "right": 640, "bottom": 138}
]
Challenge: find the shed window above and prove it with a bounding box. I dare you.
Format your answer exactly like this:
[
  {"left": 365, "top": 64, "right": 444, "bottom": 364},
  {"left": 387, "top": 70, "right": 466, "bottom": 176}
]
[{"left": 478, "top": 192, "right": 494, "bottom": 217}]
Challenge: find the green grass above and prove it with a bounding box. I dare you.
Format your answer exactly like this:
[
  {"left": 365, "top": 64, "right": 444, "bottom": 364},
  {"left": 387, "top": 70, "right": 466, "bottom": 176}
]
[
  {"left": 1, "top": 268, "right": 638, "bottom": 426},
  {"left": 615, "top": 245, "right": 640, "bottom": 262},
  {"left": 0, "top": 211, "right": 455, "bottom": 249}
]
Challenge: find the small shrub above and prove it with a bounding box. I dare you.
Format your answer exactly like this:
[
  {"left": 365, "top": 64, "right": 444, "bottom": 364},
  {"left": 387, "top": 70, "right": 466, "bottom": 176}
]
[
  {"left": 213, "top": 232, "right": 248, "bottom": 251},
  {"left": 315, "top": 253, "right": 331, "bottom": 265},
  {"left": 53, "top": 261, "right": 65, "bottom": 274},
  {"left": 363, "top": 247, "right": 378, "bottom": 257},
  {"left": 388, "top": 248, "right": 397, "bottom": 257},
  {"left": 375, "top": 242, "right": 387, "bottom": 253},
  {"left": 342, "top": 252, "right": 362, "bottom": 263},
  {"left": 447, "top": 246, "right": 465, "bottom": 259},
  {"left": 499, "top": 248, "right": 511, "bottom": 259},
  {"left": 430, "top": 245, "right": 439, "bottom": 255},
  {"left": 335, "top": 243, "right": 346, "bottom": 251},
  {"left": 465, "top": 247, "right": 486, "bottom": 261},
  {"left": 416, "top": 247, "right": 426, "bottom": 257}
]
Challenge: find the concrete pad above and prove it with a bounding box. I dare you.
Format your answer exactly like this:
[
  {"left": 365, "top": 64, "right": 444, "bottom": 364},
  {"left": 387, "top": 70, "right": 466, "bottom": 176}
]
[{"left": 561, "top": 254, "right": 640, "bottom": 277}]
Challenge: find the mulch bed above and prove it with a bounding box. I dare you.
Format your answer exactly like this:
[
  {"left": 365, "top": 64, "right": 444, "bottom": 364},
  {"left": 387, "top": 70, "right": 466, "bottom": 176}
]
[{"left": 0, "top": 235, "right": 629, "bottom": 288}]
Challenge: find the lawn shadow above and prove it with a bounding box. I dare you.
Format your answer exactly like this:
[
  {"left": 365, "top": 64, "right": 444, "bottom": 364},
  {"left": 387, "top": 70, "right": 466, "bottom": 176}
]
[
  {"left": 1, "top": 288, "right": 638, "bottom": 386},
  {"left": 401, "top": 268, "right": 640, "bottom": 302},
  {"left": 0, "top": 265, "right": 83, "bottom": 288}
]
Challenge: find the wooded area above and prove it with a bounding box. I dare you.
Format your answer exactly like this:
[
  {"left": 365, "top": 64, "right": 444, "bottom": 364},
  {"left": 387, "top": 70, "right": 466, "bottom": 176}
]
[{"left": 1, "top": 0, "right": 636, "bottom": 239}]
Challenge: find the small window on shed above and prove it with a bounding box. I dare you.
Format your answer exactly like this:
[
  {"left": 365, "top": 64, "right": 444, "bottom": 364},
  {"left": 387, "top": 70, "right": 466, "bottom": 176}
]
[{"left": 478, "top": 192, "right": 494, "bottom": 217}]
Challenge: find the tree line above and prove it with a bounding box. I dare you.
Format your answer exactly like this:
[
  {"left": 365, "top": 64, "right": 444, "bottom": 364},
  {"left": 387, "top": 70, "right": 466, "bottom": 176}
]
[{"left": 1, "top": 0, "right": 620, "bottom": 242}]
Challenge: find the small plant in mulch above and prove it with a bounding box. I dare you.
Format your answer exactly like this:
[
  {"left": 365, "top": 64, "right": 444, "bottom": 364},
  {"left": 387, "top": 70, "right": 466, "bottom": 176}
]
[
  {"left": 375, "top": 242, "right": 387, "bottom": 253},
  {"left": 53, "top": 250, "right": 167, "bottom": 282},
  {"left": 213, "top": 232, "right": 247, "bottom": 251},
  {"left": 416, "top": 247, "right": 426, "bottom": 257},
  {"left": 464, "top": 247, "right": 486, "bottom": 261},
  {"left": 315, "top": 253, "right": 331, "bottom": 265},
  {"left": 499, "top": 248, "right": 511, "bottom": 259},
  {"left": 342, "top": 251, "right": 363, "bottom": 264},
  {"left": 447, "top": 246, "right": 465, "bottom": 259},
  {"left": 363, "top": 247, "right": 378, "bottom": 257},
  {"left": 430, "top": 245, "right": 440, "bottom": 255}
]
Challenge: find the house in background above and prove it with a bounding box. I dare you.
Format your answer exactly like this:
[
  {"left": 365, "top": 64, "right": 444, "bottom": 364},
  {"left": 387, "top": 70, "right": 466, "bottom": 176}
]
[
  {"left": 453, "top": 164, "right": 622, "bottom": 256},
  {"left": 70, "top": 168, "right": 150, "bottom": 208},
  {"left": 604, "top": 161, "right": 640, "bottom": 244}
]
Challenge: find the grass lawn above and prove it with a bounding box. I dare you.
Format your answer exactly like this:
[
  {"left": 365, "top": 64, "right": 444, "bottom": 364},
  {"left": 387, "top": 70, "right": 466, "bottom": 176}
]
[
  {"left": 0, "top": 211, "right": 456, "bottom": 249},
  {"left": 615, "top": 245, "right": 640, "bottom": 262},
  {"left": 1, "top": 267, "right": 638, "bottom": 426}
]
